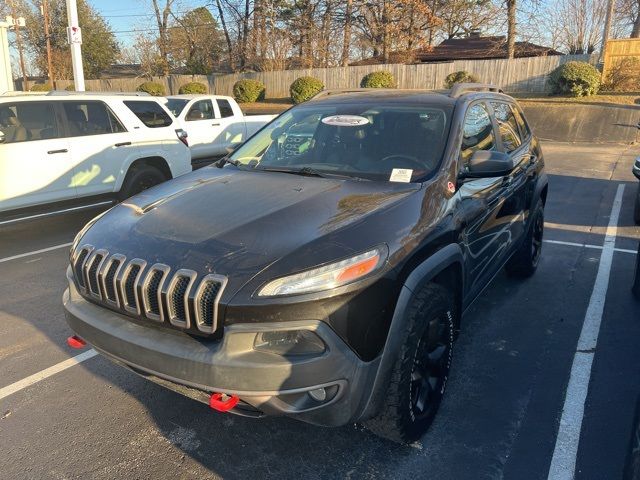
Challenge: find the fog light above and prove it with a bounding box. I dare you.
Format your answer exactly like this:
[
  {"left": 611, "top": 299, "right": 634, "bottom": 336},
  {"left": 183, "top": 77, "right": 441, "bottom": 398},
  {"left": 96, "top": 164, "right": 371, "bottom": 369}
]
[
  {"left": 308, "top": 388, "right": 326, "bottom": 402},
  {"left": 253, "top": 330, "right": 325, "bottom": 356}
]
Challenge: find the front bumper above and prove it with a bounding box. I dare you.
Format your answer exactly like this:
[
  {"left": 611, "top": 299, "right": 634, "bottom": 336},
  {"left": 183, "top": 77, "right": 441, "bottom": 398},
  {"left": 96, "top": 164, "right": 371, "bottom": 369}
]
[{"left": 63, "top": 274, "right": 380, "bottom": 427}]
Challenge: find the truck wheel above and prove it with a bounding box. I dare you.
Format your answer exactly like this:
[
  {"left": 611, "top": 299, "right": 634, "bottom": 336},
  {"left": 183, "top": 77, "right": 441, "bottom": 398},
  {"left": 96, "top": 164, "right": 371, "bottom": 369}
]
[
  {"left": 634, "top": 184, "right": 640, "bottom": 225},
  {"left": 505, "top": 200, "right": 544, "bottom": 278},
  {"left": 118, "top": 165, "right": 166, "bottom": 201},
  {"left": 365, "top": 284, "right": 454, "bottom": 444}
]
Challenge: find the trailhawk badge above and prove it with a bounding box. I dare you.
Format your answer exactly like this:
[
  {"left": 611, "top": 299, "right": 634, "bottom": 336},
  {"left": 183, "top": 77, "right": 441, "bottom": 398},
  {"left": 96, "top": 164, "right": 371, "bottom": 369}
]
[{"left": 321, "top": 115, "right": 370, "bottom": 127}]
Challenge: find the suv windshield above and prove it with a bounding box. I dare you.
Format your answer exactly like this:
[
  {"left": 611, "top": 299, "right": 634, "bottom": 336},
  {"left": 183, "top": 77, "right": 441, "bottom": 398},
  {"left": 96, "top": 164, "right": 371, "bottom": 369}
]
[
  {"left": 165, "top": 99, "right": 189, "bottom": 117},
  {"left": 229, "top": 103, "right": 452, "bottom": 182}
]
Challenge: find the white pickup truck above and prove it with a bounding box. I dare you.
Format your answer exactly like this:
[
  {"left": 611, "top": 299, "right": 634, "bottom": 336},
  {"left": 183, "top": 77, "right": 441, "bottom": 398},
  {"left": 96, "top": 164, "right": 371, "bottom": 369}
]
[{"left": 164, "top": 95, "right": 276, "bottom": 166}]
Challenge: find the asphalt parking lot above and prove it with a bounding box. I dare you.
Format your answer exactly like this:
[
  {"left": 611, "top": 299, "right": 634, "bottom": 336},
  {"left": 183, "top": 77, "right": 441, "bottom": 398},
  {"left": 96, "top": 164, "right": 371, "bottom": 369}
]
[{"left": 1, "top": 141, "right": 639, "bottom": 480}]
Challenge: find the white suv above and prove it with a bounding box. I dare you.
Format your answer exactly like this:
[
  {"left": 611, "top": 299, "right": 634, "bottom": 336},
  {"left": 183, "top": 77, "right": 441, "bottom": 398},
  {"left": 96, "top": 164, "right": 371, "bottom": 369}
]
[{"left": 0, "top": 92, "right": 191, "bottom": 223}]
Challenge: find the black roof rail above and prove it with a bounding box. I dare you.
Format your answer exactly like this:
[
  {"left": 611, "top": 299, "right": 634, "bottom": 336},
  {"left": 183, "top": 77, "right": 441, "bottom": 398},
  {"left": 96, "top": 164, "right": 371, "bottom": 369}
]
[
  {"left": 449, "top": 83, "right": 503, "bottom": 98},
  {"left": 46, "top": 90, "right": 151, "bottom": 96}
]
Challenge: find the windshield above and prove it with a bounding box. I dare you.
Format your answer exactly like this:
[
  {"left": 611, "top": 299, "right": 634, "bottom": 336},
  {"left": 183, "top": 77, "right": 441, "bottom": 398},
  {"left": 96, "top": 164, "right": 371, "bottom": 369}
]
[
  {"left": 228, "top": 103, "right": 452, "bottom": 182},
  {"left": 165, "top": 99, "right": 189, "bottom": 117}
]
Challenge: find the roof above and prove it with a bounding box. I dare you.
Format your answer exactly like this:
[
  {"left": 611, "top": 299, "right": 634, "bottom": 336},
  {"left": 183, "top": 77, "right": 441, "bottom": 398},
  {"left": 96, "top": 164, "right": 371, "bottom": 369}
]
[
  {"left": 350, "top": 35, "right": 562, "bottom": 66},
  {"left": 0, "top": 92, "right": 161, "bottom": 103}
]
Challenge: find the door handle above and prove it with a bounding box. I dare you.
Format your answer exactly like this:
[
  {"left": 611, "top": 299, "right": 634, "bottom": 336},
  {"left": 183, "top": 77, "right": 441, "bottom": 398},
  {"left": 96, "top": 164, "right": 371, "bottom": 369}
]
[
  {"left": 47, "top": 149, "right": 68, "bottom": 154},
  {"left": 115, "top": 141, "right": 132, "bottom": 147},
  {"left": 212, "top": 122, "right": 220, "bottom": 126}
]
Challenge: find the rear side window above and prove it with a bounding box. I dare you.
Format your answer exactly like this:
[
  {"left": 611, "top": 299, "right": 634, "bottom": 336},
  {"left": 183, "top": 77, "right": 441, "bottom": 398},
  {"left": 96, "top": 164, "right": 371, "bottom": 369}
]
[
  {"left": 63, "top": 101, "right": 126, "bottom": 137},
  {"left": 216, "top": 99, "right": 234, "bottom": 118},
  {"left": 511, "top": 105, "right": 531, "bottom": 140},
  {"left": 0, "top": 102, "right": 60, "bottom": 143},
  {"left": 490, "top": 102, "right": 522, "bottom": 153},
  {"left": 186, "top": 100, "right": 214, "bottom": 121},
  {"left": 124, "top": 101, "right": 173, "bottom": 128},
  {"left": 461, "top": 103, "right": 496, "bottom": 163}
]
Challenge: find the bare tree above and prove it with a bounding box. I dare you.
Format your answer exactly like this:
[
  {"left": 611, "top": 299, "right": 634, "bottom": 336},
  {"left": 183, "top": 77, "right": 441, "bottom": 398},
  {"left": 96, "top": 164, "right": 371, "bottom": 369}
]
[
  {"left": 506, "top": 0, "right": 516, "bottom": 58},
  {"left": 150, "top": 0, "right": 175, "bottom": 75}
]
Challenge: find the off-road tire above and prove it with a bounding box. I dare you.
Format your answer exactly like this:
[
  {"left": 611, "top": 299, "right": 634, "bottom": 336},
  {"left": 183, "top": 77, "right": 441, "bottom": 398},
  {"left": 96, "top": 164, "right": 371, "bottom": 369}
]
[
  {"left": 365, "top": 283, "right": 455, "bottom": 444},
  {"left": 633, "top": 184, "right": 640, "bottom": 225},
  {"left": 505, "top": 200, "right": 544, "bottom": 278},
  {"left": 118, "top": 165, "right": 167, "bottom": 201}
]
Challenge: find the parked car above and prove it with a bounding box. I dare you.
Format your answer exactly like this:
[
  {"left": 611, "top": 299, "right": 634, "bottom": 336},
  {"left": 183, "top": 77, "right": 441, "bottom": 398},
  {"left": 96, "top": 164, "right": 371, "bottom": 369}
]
[
  {"left": 164, "top": 94, "right": 276, "bottom": 167},
  {"left": 64, "top": 85, "right": 547, "bottom": 443},
  {"left": 633, "top": 155, "right": 640, "bottom": 225},
  {"left": 0, "top": 91, "right": 191, "bottom": 224}
]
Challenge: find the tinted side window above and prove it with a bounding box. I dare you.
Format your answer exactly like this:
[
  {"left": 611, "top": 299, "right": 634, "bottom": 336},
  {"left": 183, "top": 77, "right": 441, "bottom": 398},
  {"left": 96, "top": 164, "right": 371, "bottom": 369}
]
[
  {"left": 124, "top": 101, "right": 173, "bottom": 128},
  {"left": 216, "top": 99, "right": 234, "bottom": 118},
  {"left": 511, "top": 105, "right": 531, "bottom": 140},
  {"left": 461, "top": 103, "right": 496, "bottom": 163},
  {"left": 63, "top": 101, "right": 127, "bottom": 137},
  {"left": 490, "top": 102, "right": 522, "bottom": 153},
  {"left": 186, "top": 100, "right": 214, "bottom": 121},
  {"left": 0, "top": 102, "right": 59, "bottom": 143}
]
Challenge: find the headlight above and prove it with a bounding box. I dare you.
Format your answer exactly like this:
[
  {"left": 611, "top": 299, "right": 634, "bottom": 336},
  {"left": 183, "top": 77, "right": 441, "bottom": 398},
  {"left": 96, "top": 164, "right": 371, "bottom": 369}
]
[{"left": 258, "top": 247, "right": 386, "bottom": 297}]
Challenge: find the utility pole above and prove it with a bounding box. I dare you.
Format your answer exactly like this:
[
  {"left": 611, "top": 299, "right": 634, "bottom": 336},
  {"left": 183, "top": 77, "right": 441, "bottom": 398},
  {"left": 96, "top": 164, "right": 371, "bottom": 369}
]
[
  {"left": 600, "top": 0, "right": 615, "bottom": 61},
  {"left": 9, "top": 1, "right": 28, "bottom": 91},
  {"left": 65, "top": 0, "right": 85, "bottom": 91},
  {"left": 42, "top": 0, "right": 54, "bottom": 88}
]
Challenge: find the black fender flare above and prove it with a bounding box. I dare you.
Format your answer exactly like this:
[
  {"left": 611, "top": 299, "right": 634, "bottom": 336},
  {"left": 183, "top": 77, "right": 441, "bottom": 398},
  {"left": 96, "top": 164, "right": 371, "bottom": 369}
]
[{"left": 358, "top": 243, "right": 464, "bottom": 420}]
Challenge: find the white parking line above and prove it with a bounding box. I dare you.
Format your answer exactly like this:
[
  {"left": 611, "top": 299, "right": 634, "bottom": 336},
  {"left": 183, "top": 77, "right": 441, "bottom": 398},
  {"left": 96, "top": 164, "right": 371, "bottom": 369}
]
[
  {"left": 0, "top": 349, "right": 97, "bottom": 401},
  {"left": 543, "top": 239, "right": 637, "bottom": 255},
  {"left": 547, "top": 184, "right": 625, "bottom": 480},
  {"left": 0, "top": 242, "right": 73, "bottom": 264}
]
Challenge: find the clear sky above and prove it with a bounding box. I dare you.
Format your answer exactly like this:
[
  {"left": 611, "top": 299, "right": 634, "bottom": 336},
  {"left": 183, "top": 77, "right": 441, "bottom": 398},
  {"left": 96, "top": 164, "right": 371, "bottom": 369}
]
[{"left": 90, "top": 0, "right": 208, "bottom": 47}]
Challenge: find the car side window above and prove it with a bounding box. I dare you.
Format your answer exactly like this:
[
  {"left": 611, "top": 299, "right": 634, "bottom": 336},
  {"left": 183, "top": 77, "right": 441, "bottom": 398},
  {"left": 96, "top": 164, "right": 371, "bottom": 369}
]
[
  {"left": 461, "top": 103, "right": 496, "bottom": 163},
  {"left": 490, "top": 102, "right": 522, "bottom": 153},
  {"left": 511, "top": 105, "right": 531, "bottom": 140},
  {"left": 216, "top": 99, "right": 234, "bottom": 118},
  {"left": 63, "top": 101, "right": 127, "bottom": 137},
  {"left": 186, "top": 100, "right": 214, "bottom": 121},
  {"left": 0, "top": 102, "right": 60, "bottom": 144},
  {"left": 123, "top": 101, "right": 173, "bottom": 128}
]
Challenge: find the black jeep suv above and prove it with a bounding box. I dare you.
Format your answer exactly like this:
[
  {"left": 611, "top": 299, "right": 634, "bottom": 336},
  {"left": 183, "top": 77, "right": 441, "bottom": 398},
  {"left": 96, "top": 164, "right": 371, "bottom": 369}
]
[{"left": 63, "top": 85, "right": 547, "bottom": 443}]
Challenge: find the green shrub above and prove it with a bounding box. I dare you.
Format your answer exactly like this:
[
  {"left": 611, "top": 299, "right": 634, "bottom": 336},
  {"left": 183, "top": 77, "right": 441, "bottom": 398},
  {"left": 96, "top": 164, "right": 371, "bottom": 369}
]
[
  {"left": 444, "top": 71, "right": 479, "bottom": 89},
  {"left": 289, "top": 76, "right": 324, "bottom": 104},
  {"left": 548, "top": 61, "right": 601, "bottom": 97},
  {"left": 360, "top": 71, "right": 396, "bottom": 88},
  {"left": 136, "top": 81, "right": 166, "bottom": 96},
  {"left": 179, "top": 82, "right": 207, "bottom": 94},
  {"left": 233, "top": 79, "right": 266, "bottom": 103},
  {"left": 602, "top": 57, "right": 640, "bottom": 92},
  {"left": 29, "top": 83, "right": 52, "bottom": 92}
]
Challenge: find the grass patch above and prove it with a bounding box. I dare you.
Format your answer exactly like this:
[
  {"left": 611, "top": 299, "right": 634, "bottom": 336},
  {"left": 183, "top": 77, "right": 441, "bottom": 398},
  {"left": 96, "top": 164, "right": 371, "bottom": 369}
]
[
  {"left": 513, "top": 92, "right": 640, "bottom": 106},
  {"left": 240, "top": 98, "right": 293, "bottom": 115}
]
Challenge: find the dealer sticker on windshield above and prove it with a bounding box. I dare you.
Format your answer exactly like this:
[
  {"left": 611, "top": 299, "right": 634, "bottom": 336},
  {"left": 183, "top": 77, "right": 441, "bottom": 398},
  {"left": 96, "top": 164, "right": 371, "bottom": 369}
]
[
  {"left": 389, "top": 168, "right": 413, "bottom": 183},
  {"left": 321, "top": 115, "right": 370, "bottom": 127}
]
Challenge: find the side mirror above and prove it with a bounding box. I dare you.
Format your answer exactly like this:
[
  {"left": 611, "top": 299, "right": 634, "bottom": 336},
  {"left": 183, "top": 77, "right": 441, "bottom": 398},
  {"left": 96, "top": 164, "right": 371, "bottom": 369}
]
[{"left": 463, "top": 150, "right": 515, "bottom": 178}]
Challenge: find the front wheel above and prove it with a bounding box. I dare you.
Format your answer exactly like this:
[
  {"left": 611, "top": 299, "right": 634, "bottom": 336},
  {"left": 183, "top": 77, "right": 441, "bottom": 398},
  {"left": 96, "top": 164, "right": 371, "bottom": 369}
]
[
  {"left": 505, "top": 200, "right": 544, "bottom": 278},
  {"left": 365, "top": 284, "right": 455, "bottom": 444}
]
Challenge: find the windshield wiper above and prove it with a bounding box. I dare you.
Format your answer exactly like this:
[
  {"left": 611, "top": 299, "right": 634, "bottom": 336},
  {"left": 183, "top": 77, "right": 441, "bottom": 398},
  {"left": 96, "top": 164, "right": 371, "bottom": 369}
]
[
  {"left": 215, "top": 156, "right": 241, "bottom": 168},
  {"left": 257, "top": 166, "right": 370, "bottom": 181}
]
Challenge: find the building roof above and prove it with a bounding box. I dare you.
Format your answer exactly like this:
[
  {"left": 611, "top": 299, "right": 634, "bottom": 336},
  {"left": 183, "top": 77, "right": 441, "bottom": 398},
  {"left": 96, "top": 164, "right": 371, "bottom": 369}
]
[{"left": 350, "top": 34, "right": 562, "bottom": 66}]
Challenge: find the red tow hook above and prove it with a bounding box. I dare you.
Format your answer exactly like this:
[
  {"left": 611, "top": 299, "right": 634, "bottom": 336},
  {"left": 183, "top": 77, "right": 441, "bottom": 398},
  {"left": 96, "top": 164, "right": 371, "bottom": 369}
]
[
  {"left": 209, "top": 393, "right": 239, "bottom": 412},
  {"left": 66, "top": 335, "right": 87, "bottom": 349}
]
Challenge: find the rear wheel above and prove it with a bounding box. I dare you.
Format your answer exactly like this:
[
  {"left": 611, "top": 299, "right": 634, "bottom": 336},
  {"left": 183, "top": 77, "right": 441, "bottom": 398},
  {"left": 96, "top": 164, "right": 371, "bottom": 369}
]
[
  {"left": 634, "top": 184, "right": 640, "bottom": 225},
  {"left": 505, "top": 200, "right": 544, "bottom": 278},
  {"left": 118, "top": 165, "right": 167, "bottom": 201},
  {"left": 365, "top": 284, "right": 454, "bottom": 444}
]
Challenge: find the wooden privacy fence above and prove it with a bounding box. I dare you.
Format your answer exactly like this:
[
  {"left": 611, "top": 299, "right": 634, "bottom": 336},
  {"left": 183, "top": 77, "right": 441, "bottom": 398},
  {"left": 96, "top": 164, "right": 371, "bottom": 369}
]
[
  {"left": 602, "top": 38, "right": 640, "bottom": 79},
  {"left": 39, "top": 54, "right": 597, "bottom": 97}
]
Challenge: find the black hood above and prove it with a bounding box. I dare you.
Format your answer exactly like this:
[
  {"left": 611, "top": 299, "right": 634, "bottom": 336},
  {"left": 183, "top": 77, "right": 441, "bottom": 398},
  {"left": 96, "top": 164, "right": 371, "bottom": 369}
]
[{"left": 77, "top": 167, "right": 420, "bottom": 296}]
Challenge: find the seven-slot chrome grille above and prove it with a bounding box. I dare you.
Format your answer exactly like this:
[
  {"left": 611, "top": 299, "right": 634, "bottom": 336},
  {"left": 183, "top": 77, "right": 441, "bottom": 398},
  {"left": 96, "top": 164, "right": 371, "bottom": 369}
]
[{"left": 71, "top": 245, "right": 227, "bottom": 334}]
